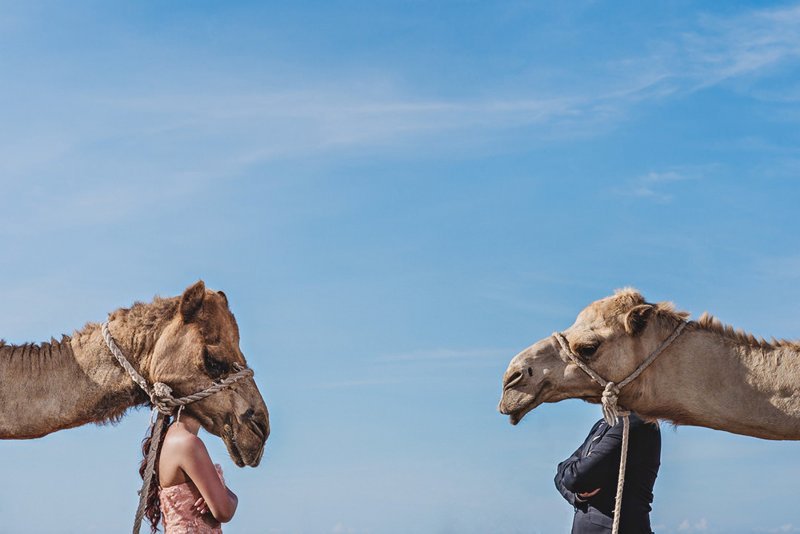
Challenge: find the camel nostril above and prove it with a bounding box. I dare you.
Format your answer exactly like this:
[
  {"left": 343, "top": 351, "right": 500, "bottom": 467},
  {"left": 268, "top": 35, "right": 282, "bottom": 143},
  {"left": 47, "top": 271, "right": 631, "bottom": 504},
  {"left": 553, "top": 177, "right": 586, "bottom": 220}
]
[
  {"left": 243, "top": 408, "right": 255, "bottom": 419},
  {"left": 504, "top": 370, "right": 524, "bottom": 390},
  {"left": 527, "top": 367, "right": 533, "bottom": 377},
  {"left": 247, "top": 417, "right": 268, "bottom": 441}
]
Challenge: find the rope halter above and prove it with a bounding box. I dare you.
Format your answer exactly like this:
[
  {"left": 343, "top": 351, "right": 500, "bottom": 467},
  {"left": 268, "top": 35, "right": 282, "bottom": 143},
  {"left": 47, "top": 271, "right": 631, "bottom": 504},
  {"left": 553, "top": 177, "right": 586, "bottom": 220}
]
[
  {"left": 552, "top": 320, "right": 687, "bottom": 426},
  {"left": 100, "top": 321, "right": 256, "bottom": 534},
  {"left": 101, "top": 321, "right": 254, "bottom": 415}
]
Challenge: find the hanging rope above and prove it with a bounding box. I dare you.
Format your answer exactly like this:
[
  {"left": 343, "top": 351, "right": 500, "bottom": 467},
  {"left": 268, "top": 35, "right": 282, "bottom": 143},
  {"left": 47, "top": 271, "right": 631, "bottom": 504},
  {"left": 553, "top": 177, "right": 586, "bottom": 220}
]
[
  {"left": 101, "top": 322, "right": 255, "bottom": 534},
  {"left": 136, "top": 410, "right": 168, "bottom": 534},
  {"left": 611, "top": 414, "right": 631, "bottom": 534},
  {"left": 553, "top": 321, "right": 687, "bottom": 534}
]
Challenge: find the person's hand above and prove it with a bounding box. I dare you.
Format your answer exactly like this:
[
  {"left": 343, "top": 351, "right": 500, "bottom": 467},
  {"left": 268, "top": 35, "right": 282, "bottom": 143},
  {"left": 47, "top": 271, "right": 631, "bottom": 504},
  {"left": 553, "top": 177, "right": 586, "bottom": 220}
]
[
  {"left": 194, "top": 497, "right": 210, "bottom": 515},
  {"left": 578, "top": 488, "right": 601, "bottom": 499}
]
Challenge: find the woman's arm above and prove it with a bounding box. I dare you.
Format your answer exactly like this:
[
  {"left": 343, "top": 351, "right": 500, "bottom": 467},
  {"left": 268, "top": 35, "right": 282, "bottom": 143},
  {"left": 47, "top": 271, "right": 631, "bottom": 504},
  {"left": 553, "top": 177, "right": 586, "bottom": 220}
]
[{"left": 176, "top": 434, "right": 239, "bottom": 522}]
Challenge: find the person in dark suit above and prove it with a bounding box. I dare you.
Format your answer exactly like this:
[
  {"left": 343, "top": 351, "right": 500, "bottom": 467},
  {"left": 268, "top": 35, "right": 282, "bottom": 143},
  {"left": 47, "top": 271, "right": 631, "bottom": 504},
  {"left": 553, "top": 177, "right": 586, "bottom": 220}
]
[{"left": 554, "top": 412, "right": 661, "bottom": 533}]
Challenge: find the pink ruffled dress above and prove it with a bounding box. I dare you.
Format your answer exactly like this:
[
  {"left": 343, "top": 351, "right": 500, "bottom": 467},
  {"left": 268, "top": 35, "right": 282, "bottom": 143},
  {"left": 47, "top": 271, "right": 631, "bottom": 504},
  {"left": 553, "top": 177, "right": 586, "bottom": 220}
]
[{"left": 159, "top": 464, "right": 225, "bottom": 533}]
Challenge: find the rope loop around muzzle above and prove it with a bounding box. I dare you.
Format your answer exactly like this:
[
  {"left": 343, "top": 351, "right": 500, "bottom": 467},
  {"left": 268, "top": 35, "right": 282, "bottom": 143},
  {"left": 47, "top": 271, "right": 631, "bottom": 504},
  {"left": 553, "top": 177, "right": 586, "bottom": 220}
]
[{"left": 101, "top": 322, "right": 255, "bottom": 534}]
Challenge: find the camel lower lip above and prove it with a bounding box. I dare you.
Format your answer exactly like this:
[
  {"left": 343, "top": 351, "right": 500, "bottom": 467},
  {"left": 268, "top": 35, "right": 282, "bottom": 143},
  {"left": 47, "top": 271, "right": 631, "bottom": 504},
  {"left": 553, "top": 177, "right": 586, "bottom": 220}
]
[
  {"left": 230, "top": 441, "right": 244, "bottom": 466},
  {"left": 231, "top": 443, "right": 244, "bottom": 467},
  {"left": 253, "top": 442, "right": 265, "bottom": 465},
  {"left": 507, "top": 383, "right": 547, "bottom": 425},
  {"left": 509, "top": 403, "right": 536, "bottom": 426},
  {"left": 225, "top": 430, "right": 245, "bottom": 467}
]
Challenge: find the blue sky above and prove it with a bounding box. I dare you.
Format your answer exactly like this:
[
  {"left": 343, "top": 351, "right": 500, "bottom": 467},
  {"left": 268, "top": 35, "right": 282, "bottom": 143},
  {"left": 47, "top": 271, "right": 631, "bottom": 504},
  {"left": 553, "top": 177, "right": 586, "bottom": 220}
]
[{"left": 1, "top": 1, "right": 800, "bottom": 532}]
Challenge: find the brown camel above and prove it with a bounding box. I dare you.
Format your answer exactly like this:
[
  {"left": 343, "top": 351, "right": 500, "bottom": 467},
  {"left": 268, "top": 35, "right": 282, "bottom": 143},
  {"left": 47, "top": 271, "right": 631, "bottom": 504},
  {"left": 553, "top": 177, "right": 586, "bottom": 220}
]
[
  {"left": 0, "top": 280, "right": 270, "bottom": 466},
  {"left": 498, "top": 288, "right": 800, "bottom": 440}
]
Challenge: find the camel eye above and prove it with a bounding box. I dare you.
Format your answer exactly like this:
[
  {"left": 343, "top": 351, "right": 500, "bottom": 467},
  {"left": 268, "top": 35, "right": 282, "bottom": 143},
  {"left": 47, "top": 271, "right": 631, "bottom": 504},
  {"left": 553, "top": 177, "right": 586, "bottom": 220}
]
[
  {"left": 203, "top": 349, "right": 230, "bottom": 378},
  {"left": 576, "top": 344, "right": 599, "bottom": 358}
]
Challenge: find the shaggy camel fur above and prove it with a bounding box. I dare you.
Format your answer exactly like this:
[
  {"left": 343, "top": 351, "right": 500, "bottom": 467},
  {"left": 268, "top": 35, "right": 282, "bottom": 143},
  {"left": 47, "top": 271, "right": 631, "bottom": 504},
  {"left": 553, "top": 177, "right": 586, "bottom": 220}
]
[
  {"left": 499, "top": 288, "right": 800, "bottom": 440},
  {"left": 0, "top": 281, "right": 269, "bottom": 466}
]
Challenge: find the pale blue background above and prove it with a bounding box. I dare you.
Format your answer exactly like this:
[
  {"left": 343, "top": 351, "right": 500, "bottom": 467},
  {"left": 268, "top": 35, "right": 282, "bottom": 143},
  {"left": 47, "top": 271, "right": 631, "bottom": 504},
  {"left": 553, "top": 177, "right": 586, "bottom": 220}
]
[{"left": 1, "top": 1, "right": 800, "bottom": 533}]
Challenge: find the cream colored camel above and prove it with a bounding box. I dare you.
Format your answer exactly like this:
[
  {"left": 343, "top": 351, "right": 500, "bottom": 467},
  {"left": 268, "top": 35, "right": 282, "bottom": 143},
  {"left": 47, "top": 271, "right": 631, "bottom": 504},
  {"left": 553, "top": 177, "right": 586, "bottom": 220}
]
[
  {"left": 499, "top": 288, "right": 800, "bottom": 440},
  {"left": 0, "top": 281, "right": 270, "bottom": 466}
]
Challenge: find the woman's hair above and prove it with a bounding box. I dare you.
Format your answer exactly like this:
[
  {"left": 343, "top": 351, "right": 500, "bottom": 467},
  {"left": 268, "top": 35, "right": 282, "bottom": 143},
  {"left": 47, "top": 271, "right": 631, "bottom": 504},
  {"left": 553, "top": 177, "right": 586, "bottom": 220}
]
[{"left": 139, "top": 415, "right": 171, "bottom": 534}]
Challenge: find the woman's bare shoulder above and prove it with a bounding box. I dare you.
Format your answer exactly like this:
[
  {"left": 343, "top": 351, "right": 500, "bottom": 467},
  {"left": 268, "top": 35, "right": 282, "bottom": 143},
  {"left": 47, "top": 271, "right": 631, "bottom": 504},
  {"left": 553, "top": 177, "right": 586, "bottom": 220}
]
[{"left": 162, "top": 424, "right": 208, "bottom": 456}]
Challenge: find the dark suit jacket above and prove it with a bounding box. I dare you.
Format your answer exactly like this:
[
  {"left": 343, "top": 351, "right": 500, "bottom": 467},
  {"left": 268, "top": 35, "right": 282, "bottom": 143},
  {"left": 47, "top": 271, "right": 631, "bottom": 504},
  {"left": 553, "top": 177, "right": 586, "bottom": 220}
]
[{"left": 554, "top": 413, "right": 661, "bottom": 534}]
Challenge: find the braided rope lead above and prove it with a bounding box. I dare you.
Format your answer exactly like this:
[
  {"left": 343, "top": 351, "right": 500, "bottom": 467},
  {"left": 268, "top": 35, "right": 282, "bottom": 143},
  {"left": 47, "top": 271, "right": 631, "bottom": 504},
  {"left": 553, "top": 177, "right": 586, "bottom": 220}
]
[
  {"left": 101, "top": 322, "right": 255, "bottom": 534},
  {"left": 553, "top": 321, "right": 687, "bottom": 534},
  {"left": 612, "top": 412, "right": 631, "bottom": 534},
  {"left": 135, "top": 411, "right": 167, "bottom": 534}
]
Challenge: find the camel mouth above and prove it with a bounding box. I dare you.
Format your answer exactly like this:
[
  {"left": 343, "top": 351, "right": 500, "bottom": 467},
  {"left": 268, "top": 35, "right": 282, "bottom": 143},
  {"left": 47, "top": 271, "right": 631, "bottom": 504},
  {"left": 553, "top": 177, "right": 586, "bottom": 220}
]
[
  {"left": 222, "top": 417, "right": 268, "bottom": 468},
  {"left": 505, "top": 382, "right": 547, "bottom": 426},
  {"left": 222, "top": 423, "right": 246, "bottom": 467},
  {"left": 247, "top": 418, "right": 268, "bottom": 466},
  {"left": 508, "top": 399, "right": 539, "bottom": 426}
]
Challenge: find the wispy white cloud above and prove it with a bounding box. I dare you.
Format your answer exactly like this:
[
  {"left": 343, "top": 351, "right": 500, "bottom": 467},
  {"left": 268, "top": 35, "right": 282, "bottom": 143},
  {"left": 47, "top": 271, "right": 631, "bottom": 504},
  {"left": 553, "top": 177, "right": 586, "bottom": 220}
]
[
  {"left": 90, "top": 4, "right": 800, "bottom": 170},
  {"left": 755, "top": 524, "right": 800, "bottom": 533},
  {"left": 630, "top": 171, "right": 692, "bottom": 202},
  {"left": 2, "top": 4, "right": 798, "bottom": 193},
  {"left": 0, "top": 173, "right": 213, "bottom": 237},
  {"left": 331, "top": 522, "right": 363, "bottom": 534},
  {"left": 611, "top": 4, "right": 800, "bottom": 99},
  {"left": 99, "top": 88, "right": 620, "bottom": 168},
  {"left": 678, "top": 517, "right": 709, "bottom": 532},
  {"left": 686, "top": 5, "right": 800, "bottom": 89},
  {"left": 626, "top": 171, "right": 697, "bottom": 203},
  {"left": 615, "top": 167, "right": 708, "bottom": 203}
]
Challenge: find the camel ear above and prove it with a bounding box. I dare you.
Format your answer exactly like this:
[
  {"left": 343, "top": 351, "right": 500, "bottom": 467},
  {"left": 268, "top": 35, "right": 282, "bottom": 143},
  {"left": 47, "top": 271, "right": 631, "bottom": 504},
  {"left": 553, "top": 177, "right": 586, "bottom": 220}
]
[
  {"left": 180, "top": 281, "right": 206, "bottom": 322},
  {"left": 624, "top": 304, "right": 653, "bottom": 336}
]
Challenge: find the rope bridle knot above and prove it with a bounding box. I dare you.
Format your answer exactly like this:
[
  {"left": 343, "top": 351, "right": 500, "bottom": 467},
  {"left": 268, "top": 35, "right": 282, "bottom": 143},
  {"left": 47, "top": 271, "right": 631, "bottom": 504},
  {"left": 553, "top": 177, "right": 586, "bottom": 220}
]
[
  {"left": 100, "top": 321, "right": 256, "bottom": 533},
  {"left": 151, "top": 382, "right": 174, "bottom": 415},
  {"left": 601, "top": 382, "right": 621, "bottom": 426}
]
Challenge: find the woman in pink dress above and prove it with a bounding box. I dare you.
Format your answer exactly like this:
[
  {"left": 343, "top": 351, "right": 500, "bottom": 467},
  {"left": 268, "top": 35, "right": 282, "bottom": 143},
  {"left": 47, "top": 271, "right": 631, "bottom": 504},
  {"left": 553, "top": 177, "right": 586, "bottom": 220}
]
[{"left": 140, "top": 412, "right": 239, "bottom": 533}]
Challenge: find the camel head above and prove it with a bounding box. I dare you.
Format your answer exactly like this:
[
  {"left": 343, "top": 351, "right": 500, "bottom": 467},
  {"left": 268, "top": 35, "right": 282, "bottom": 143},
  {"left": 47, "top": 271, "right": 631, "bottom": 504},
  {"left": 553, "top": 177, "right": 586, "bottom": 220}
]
[
  {"left": 146, "top": 281, "right": 270, "bottom": 467},
  {"left": 498, "top": 288, "right": 687, "bottom": 425}
]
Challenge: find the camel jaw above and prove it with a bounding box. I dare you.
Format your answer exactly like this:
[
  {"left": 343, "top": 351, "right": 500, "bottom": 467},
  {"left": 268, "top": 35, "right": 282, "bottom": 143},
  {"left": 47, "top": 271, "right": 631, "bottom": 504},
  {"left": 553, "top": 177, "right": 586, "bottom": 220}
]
[
  {"left": 509, "top": 404, "right": 533, "bottom": 425},
  {"left": 222, "top": 424, "right": 246, "bottom": 467},
  {"left": 500, "top": 383, "right": 547, "bottom": 425},
  {"left": 222, "top": 420, "right": 266, "bottom": 468},
  {"left": 506, "top": 396, "right": 545, "bottom": 425}
]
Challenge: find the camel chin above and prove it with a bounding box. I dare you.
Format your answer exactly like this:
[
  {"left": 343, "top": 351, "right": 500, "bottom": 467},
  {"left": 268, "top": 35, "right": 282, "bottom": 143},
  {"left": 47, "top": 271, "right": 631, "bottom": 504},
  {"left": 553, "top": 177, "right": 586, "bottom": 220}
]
[
  {"left": 507, "top": 398, "right": 541, "bottom": 426},
  {"left": 500, "top": 389, "right": 545, "bottom": 426},
  {"left": 222, "top": 423, "right": 266, "bottom": 468}
]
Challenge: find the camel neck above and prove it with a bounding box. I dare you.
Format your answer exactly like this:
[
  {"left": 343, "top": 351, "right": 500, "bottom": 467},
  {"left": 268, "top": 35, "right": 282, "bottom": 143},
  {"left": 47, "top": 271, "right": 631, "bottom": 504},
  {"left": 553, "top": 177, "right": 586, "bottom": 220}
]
[
  {"left": 0, "top": 298, "right": 178, "bottom": 439},
  {"left": 105, "top": 297, "right": 179, "bottom": 373},
  {"left": 636, "top": 325, "right": 800, "bottom": 440}
]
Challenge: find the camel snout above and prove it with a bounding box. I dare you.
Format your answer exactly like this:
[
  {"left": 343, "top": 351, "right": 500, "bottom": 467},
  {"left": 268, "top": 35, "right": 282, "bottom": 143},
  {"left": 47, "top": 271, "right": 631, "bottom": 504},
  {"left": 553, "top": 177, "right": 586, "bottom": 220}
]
[
  {"left": 498, "top": 368, "right": 527, "bottom": 415},
  {"left": 503, "top": 369, "right": 524, "bottom": 391},
  {"left": 242, "top": 408, "right": 270, "bottom": 442}
]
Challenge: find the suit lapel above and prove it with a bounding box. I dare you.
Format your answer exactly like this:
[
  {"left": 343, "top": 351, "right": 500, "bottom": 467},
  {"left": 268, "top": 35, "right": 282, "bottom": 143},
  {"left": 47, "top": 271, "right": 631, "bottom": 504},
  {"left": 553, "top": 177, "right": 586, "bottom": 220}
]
[{"left": 584, "top": 421, "right": 610, "bottom": 457}]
